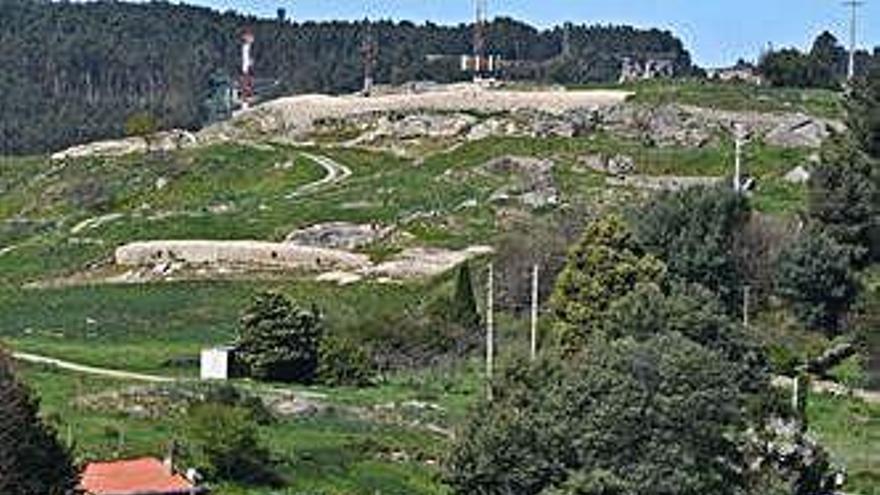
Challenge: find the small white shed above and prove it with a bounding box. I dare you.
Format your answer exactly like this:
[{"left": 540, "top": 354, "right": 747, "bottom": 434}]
[{"left": 200, "top": 346, "right": 234, "bottom": 380}]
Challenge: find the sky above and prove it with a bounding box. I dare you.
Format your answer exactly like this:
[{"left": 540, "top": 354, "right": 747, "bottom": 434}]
[{"left": 176, "top": 0, "right": 880, "bottom": 67}]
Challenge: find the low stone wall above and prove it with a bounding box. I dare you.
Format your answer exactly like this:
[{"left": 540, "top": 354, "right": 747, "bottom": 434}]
[{"left": 115, "top": 240, "right": 371, "bottom": 272}]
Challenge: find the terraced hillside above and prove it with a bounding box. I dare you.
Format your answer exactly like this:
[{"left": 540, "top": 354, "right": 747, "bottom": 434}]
[{"left": 2, "top": 82, "right": 876, "bottom": 494}]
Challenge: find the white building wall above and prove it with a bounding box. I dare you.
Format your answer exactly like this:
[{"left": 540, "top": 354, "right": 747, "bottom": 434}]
[{"left": 200, "top": 348, "right": 230, "bottom": 380}]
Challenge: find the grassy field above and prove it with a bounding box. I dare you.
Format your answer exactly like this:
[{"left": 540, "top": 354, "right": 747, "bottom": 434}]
[
  {"left": 808, "top": 393, "right": 880, "bottom": 494},
  {"left": 624, "top": 80, "right": 844, "bottom": 120},
  {"left": 22, "top": 363, "right": 461, "bottom": 494}
]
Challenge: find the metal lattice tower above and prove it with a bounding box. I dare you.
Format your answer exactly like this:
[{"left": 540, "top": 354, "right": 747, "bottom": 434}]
[{"left": 844, "top": 0, "right": 865, "bottom": 81}]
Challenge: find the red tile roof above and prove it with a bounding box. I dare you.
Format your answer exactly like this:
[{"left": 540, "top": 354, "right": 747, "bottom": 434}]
[{"left": 80, "top": 457, "right": 200, "bottom": 495}]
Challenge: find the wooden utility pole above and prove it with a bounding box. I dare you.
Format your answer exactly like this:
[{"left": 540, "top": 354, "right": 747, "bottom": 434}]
[
  {"left": 743, "top": 285, "right": 751, "bottom": 328},
  {"left": 486, "top": 262, "right": 494, "bottom": 401},
  {"left": 530, "top": 264, "right": 539, "bottom": 361}
]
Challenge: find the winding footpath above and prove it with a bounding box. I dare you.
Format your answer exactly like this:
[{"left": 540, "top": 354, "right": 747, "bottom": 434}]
[
  {"left": 12, "top": 352, "right": 177, "bottom": 383},
  {"left": 66, "top": 151, "right": 352, "bottom": 236},
  {"left": 286, "top": 152, "right": 352, "bottom": 198}
]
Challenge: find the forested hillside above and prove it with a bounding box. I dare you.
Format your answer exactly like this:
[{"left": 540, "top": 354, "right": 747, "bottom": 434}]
[{"left": 0, "top": 0, "right": 694, "bottom": 155}]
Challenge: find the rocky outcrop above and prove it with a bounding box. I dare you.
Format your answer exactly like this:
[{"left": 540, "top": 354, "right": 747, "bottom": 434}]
[
  {"left": 51, "top": 129, "right": 197, "bottom": 160},
  {"left": 484, "top": 156, "right": 559, "bottom": 209},
  {"left": 285, "top": 222, "right": 393, "bottom": 250},
  {"left": 765, "top": 118, "right": 832, "bottom": 148}
]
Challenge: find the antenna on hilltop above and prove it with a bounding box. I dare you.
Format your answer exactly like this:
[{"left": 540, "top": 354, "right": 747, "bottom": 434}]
[
  {"left": 474, "top": 0, "right": 488, "bottom": 75},
  {"left": 843, "top": 0, "right": 865, "bottom": 81}
]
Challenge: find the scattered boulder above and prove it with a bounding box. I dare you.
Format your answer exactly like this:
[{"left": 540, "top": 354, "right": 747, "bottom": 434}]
[
  {"left": 285, "top": 222, "right": 393, "bottom": 250},
  {"left": 483, "top": 156, "right": 559, "bottom": 209},
  {"left": 608, "top": 175, "right": 723, "bottom": 192},
  {"left": 375, "top": 113, "right": 477, "bottom": 139},
  {"left": 784, "top": 165, "right": 812, "bottom": 184},
  {"left": 599, "top": 104, "right": 715, "bottom": 148},
  {"left": 580, "top": 154, "right": 636, "bottom": 175},
  {"left": 765, "top": 117, "right": 830, "bottom": 149},
  {"left": 365, "top": 246, "right": 493, "bottom": 279}
]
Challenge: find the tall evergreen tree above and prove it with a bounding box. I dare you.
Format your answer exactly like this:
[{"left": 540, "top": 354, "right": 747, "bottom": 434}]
[
  {"left": 550, "top": 215, "right": 665, "bottom": 349},
  {"left": 630, "top": 186, "right": 750, "bottom": 312},
  {"left": 0, "top": 347, "right": 79, "bottom": 495},
  {"left": 808, "top": 137, "right": 878, "bottom": 266},
  {"left": 450, "top": 261, "right": 481, "bottom": 331},
  {"left": 236, "top": 292, "right": 323, "bottom": 383}
]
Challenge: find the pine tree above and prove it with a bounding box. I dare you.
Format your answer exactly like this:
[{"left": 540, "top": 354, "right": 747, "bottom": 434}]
[
  {"left": 808, "top": 138, "right": 878, "bottom": 267},
  {"left": 0, "top": 348, "right": 79, "bottom": 495},
  {"left": 550, "top": 214, "right": 665, "bottom": 349},
  {"left": 236, "top": 292, "right": 323, "bottom": 383},
  {"left": 450, "top": 261, "right": 481, "bottom": 331}
]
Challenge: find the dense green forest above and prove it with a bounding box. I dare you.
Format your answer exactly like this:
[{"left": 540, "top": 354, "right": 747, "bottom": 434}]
[
  {"left": 0, "top": 0, "right": 693, "bottom": 155},
  {"left": 759, "top": 31, "right": 880, "bottom": 88}
]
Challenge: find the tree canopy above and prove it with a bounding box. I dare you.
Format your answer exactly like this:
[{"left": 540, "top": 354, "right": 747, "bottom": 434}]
[
  {"left": 758, "top": 31, "right": 880, "bottom": 88},
  {"left": 630, "top": 186, "right": 750, "bottom": 312},
  {"left": 444, "top": 334, "right": 754, "bottom": 495},
  {"left": 0, "top": 347, "right": 79, "bottom": 495}
]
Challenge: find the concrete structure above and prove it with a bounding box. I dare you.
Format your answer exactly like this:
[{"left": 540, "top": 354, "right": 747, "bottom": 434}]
[
  {"left": 707, "top": 63, "right": 764, "bottom": 85},
  {"left": 619, "top": 56, "right": 675, "bottom": 83},
  {"left": 115, "top": 240, "right": 372, "bottom": 272},
  {"left": 200, "top": 346, "right": 235, "bottom": 380}
]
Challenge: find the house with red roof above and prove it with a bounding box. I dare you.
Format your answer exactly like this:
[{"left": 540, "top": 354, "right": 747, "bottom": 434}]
[{"left": 80, "top": 457, "right": 206, "bottom": 495}]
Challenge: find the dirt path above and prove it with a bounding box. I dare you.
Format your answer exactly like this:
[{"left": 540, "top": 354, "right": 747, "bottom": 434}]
[
  {"left": 772, "top": 375, "right": 880, "bottom": 405},
  {"left": 64, "top": 151, "right": 347, "bottom": 237},
  {"left": 12, "top": 352, "right": 177, "bottom": 383},
  {"left": 287, "top": 152, "right": 352, "bottom": 198}
]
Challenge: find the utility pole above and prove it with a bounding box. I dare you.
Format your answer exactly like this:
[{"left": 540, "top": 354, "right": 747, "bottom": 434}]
[
  {"left": 530, "top": 264, "right": 539, "bottom": 361},
  {"left": 240, "top": 27, "right": 255, "bottom": 110},
  {"left": 473, "top": 0, "right": 488, "bottom": 81},
  {"left": 844, "top": 1, "right": 865, "bottom": 81},
  {"left": 486, "top": 262, "right": 494, "bottom": 401},
  {"left": 743, "top": 285, "right": 751, "bottom": 328},
  {"left": 733, "top": 123, "right": 746, "bottom": 193},
  {"left": 361, "top": 22, "right": 379, "bottom": 97}
]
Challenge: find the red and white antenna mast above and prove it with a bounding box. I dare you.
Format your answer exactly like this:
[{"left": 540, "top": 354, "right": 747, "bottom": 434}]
[{"left": 240, "top": 27, "right": 255, "bottom": 109}]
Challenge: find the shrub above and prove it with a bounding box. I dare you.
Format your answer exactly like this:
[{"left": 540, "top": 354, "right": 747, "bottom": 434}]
[
  {"left": 318, "top": 336, "right": 375, "bottom": 387},
  {"left": 179, "top": 402, "right": 280, "bottom": 486}
]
